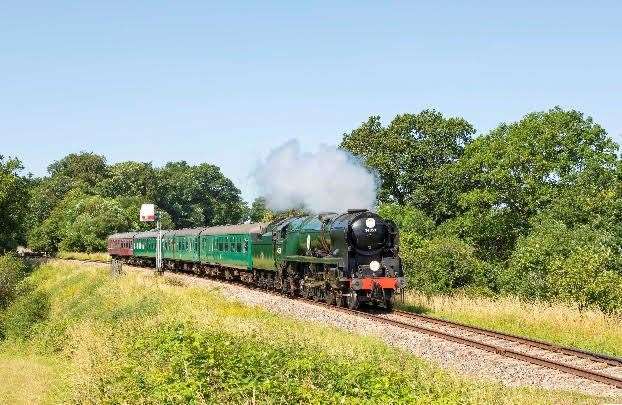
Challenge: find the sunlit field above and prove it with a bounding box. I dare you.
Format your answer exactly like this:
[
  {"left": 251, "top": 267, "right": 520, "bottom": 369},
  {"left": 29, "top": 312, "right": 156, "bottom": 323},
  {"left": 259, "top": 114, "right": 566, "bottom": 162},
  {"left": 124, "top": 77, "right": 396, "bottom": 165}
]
[{"left": 0, "top": 261, "right": 601, "bottom": 404}]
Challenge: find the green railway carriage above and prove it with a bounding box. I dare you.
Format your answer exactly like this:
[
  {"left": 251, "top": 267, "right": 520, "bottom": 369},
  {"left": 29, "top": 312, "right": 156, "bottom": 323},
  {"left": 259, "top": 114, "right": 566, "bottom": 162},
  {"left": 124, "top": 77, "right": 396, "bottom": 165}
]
[
  {"left": 168, "top": 228, "right": 202, "bottom": 262},
  {"left": 200, "top": 223, "right": 267, "bottom": 270},
  {"left": 133, "top": 230, "right": 167, "bottom": 259},
  {"left": 252, "top": 229, "right": 276, "bottom": 271}
]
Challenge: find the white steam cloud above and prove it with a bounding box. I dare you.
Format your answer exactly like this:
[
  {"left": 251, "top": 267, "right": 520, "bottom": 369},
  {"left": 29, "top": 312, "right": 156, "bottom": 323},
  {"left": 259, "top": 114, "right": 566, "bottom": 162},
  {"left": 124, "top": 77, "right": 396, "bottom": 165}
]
[{"left": 253, "top": 140, "right": 377, "bottom": 213}]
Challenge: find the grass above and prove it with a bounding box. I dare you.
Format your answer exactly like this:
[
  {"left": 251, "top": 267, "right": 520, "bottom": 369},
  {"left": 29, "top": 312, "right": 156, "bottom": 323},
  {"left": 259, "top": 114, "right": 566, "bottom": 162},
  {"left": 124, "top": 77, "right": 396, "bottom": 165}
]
[
  {"left": 0, "top": 260, "right": 609, "bottom": 403},
  {"left": 56, "top": 252, "right": 622, "bottom": 354},
  {"left": 400, "top": 291, "right": 622, "bottom": 357},
  {"left": 56, "top": 251, "right": 110, "bottom": 262},
  {"left": 0, "top": 351, "right": 67, "bottom": 405}
]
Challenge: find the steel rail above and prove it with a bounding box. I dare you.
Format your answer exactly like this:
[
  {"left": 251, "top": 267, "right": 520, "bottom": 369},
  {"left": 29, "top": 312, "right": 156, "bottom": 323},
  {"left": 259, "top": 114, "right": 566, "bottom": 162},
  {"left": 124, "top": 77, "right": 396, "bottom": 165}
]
[
  {"left": 340, "top": 306, "right": 622, "bottom": 388},
  {"left": 392, "top": 310, "right": 622, "bottom": 368}
]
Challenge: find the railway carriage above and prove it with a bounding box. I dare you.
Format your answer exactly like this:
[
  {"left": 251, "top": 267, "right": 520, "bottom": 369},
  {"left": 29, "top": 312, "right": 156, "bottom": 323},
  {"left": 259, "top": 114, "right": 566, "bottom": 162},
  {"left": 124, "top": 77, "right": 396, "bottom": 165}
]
[
  {"left": 132, "top": 230, "right": 169, "bottom": 266},
  {"left": 107, "top": 232, "right": 137, "bottom": 259},
  {"left": 199, "top": 223, "right": 267, "bottom": 272}
]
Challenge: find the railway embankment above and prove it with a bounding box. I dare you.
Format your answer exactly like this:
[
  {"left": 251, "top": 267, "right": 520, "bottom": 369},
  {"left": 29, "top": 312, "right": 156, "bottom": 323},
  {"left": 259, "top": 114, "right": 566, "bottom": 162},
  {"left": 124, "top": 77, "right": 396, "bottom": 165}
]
[
  {"left": 53, "top": 251, "right": 622, "bottom": 358},
  {"left": 0, "top": 259, "right": 613, "bottom": 403}
]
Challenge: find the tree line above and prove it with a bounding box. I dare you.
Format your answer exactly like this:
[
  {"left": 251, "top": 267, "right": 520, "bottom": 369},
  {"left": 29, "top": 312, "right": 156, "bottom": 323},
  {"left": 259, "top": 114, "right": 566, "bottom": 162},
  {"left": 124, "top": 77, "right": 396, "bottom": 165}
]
[
  {"left": 0, "top": 154, "right": 246, "bottom": 253},
  {"left": 1, "top": 106, "right": 621, "bottom": 313},
  {"left": 342, "top": 107, "right": 622, "bottom": 314}
]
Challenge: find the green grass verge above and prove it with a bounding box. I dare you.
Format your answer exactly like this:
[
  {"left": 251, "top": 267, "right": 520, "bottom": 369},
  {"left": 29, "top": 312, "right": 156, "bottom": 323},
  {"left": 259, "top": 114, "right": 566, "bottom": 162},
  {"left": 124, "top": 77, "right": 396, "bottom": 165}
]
[
  {"left": 400, "top": 291, "right": 622, "bottom": 357},
  {"left": 0, "top": 261, "right": 606, "bottom": 403}
]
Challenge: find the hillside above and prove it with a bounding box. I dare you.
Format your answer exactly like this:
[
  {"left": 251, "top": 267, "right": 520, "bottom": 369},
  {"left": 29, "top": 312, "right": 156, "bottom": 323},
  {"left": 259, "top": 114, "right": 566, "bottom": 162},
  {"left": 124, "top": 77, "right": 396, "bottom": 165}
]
[{"left": 0, "top": 260, "right": 602, "bottom": 404}]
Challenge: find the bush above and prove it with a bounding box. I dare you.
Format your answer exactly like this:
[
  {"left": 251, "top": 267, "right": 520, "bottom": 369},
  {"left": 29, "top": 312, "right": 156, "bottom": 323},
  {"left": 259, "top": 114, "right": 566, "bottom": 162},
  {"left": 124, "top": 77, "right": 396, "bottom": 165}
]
[
  {"left": 504, "top": 219, "right": 622, "bottom": 314},
  {"left": 0, "top": 254, "right": 29, "bottom": 309},
  {"left": 1, "top": 289, "right": 50, "bottom": 340},
  {"left": 404, "top": 236, "right": 490, "bottom": 295},
  {"left": 80, "top": 321, "right": 424, "bottom": 404},
  {"left": 378, "top": 203, "right": 435, "bottom": 237},
  {"left": 379, "top": 203, "right": 436, "bottom": 263}
]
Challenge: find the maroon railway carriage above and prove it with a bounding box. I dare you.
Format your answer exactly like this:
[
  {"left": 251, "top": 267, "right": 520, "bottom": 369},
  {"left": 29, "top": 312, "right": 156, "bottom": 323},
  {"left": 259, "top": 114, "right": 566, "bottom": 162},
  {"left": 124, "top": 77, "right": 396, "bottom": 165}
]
[{"left": 107, "top": 232, "right": 137, "bottom": 258}]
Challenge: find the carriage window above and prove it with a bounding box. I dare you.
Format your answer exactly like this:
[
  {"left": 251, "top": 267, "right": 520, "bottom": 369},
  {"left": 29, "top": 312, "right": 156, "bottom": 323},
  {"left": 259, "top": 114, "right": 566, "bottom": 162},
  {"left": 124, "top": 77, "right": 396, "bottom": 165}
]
[
  {"left": 237, "top": 242, "right": 242, "bottom": 252},
  {"left": 307, "top": 218, "right": 322, "bottom": 231}
]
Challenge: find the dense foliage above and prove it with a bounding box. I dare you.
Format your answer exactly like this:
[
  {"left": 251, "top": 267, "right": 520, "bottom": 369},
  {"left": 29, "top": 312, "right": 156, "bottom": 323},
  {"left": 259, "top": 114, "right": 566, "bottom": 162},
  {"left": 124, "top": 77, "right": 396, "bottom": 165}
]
[
  {"left": 0, "top": 254, "right": 29, "bottom": 310},
  {"left": 0, "top": 156, "right": 30, "bottom": 252},
  {"left": 349, "top": 108, "right": 622, "bottom": 314},
  {"left": 0, "top": 152, "right": 246, "bottom": 253}
]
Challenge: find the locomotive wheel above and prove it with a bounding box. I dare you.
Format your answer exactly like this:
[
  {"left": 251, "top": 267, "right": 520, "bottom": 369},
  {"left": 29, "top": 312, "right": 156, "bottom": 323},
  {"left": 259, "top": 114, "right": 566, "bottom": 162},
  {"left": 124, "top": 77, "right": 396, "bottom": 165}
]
[
  {"left": 325, "top": 288, "right": 336, "bottom": 305},
  {"left": 347, "top": 288, "right": 360, "bottom": 310},
  {"left": 335, "top": 291, "right": 345, "bottom": 307},
  {"left": 384, "top": 289, "right": 394, "bottom": 311},
  {"left": 288, "top": 278, "right": 297, "bottom": 298}
]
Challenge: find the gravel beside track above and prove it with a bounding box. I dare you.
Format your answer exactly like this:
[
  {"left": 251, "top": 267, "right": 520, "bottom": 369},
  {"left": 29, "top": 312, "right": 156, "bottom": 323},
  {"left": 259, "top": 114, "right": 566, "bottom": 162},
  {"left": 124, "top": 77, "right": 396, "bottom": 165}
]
[
  {"left": 384, "top": 311, "right": 622, "bottom": 382},
  {"left": 61, "top": 259, "right": 622, "bottom": 399}
]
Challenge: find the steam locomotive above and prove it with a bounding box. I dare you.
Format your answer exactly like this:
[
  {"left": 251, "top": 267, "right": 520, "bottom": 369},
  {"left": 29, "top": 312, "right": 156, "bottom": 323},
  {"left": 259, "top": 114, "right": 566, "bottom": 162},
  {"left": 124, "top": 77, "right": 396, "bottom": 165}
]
[{"left": 108, "top": 209, "right": 404, "bottom": 309}]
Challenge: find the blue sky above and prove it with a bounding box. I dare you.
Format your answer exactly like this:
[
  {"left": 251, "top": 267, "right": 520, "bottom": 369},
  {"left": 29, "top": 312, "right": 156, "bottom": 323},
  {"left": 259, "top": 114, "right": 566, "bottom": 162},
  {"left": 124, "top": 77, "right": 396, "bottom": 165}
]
[{"left": 2, "top": 1, "right": 621, "bottom": 202}]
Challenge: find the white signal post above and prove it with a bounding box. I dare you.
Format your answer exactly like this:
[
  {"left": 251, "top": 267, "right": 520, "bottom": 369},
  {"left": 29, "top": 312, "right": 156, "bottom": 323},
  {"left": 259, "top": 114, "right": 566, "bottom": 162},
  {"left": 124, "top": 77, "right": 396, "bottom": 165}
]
[{"left": 140, "top": 204, "right": 163, "bottom": 275}]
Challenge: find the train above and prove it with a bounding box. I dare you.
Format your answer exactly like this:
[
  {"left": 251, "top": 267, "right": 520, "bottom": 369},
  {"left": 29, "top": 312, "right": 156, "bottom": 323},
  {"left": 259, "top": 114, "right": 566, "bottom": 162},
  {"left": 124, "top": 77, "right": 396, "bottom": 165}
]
[{"left": 108, "top": 209, "right": 404, "bottom": 310}]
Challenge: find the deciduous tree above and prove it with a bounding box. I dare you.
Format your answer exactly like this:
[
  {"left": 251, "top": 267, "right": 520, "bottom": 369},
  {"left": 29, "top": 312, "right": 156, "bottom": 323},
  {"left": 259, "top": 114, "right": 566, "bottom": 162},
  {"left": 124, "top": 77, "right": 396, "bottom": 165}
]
[
  {"left": 341, "top": 110, "right": 474, "bottom": 221},
  {"left": 0, "top": 156, "right": 30, "bottom": 252}
]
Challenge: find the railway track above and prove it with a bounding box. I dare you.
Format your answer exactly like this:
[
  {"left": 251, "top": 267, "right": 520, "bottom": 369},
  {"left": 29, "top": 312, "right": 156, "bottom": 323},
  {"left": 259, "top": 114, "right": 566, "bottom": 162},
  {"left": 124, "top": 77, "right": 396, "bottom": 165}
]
[
  {"left": 58, "top": 258, "right": 622, "bottom": 390},
  {"left": 376, "top": 310, "right": 622, "bottom": 389}
]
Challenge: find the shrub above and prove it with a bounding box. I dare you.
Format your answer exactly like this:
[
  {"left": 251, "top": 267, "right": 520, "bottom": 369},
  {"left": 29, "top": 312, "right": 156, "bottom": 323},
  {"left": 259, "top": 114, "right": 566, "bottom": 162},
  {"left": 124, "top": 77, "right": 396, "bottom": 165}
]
[
  {"left": 379, "top": 203, "right": 436, "bottom": 264},
  {"left": 1, "top": 290, "right": 50, "bottom": 340},
  {"left": 0, "top": 254, "right": 29, "bottom": 309},
  {"left": 378, "top": 203, "right": 435, "bottom": 237},
  {"left": 504, "top": 219, "right": 622, "bottom": 314},
  {"left": 404, "top": 236, "right": 490, "bottom": 295},
  {"left": 76, "top": 321, "right": 424, "bottom": 404}
]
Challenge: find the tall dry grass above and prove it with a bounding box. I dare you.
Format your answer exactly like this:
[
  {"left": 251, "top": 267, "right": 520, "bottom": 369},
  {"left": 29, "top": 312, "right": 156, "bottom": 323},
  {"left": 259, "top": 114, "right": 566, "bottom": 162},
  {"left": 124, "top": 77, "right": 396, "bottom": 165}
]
[{"left": 401, "top": 291, "right": 622, "bottom": 356}]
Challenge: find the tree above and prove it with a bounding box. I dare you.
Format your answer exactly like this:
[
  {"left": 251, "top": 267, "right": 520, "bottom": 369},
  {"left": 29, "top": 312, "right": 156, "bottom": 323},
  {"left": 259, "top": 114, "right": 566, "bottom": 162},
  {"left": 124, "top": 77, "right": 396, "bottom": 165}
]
[
  {"left": 47, "top": 152, "right": 108, "bottom": 190},
  {"left": 0, "top": 156, "right": 30, "bottom": 252},
  {"left": 155, "top": 162, "right": 245, "bottom": 228},
  {"left": 27, "top": 152, "right": 109, "bottom": 234},
  {"left": 98, "top": 161, "right": 157, "bottom": 199},
  {"left": 452, "top": 107, "right": 619, "bottom": 261},
  {"left": 248, "top": 197, "right": 272, "bottom": 222},
  {"left": 504, "top": 219, "right": 622, "bottom": 313},
  {"left": 341, "top": 110, "right": 475, "bottom": 221},
  {"left": 29, "top": 191, "right": 172, "bottom": 253}
]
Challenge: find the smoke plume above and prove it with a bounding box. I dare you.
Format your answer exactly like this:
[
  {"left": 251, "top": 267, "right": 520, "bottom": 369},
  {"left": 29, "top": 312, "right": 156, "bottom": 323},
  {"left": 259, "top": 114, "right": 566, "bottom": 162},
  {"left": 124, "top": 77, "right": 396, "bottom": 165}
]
[{"left": 253, "top": 140, "right": 377, "bottom": 213}]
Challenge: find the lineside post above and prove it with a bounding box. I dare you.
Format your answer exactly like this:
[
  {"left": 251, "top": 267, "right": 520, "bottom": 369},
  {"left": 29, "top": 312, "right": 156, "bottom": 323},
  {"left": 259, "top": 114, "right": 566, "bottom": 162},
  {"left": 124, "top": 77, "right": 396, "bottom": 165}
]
[
  {"left": 140, "top": 203, "right": 163, "bottom": 276},
  {"left": 110, "top": 258, "right": 123, "bottom": 277},
  {"left": 156, "top": 214, "right": 163, "bottom": 275}
]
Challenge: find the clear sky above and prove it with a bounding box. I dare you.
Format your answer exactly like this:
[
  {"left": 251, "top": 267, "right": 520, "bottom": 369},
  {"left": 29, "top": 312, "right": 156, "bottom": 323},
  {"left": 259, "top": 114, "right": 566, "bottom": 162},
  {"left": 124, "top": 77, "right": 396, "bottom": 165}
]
[{"left": 2, "top": 1, "right": 621, "bottom": 203}]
